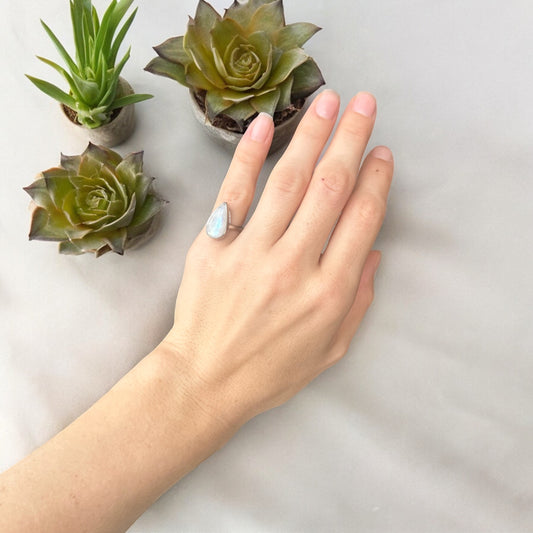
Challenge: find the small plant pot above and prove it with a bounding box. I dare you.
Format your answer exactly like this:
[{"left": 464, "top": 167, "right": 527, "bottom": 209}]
[
  {"left": 61, "top": 77, "right": 136, "bottom": 147},
  {"left": 189, "top": 90, "right": 306, "bottom": 155}
]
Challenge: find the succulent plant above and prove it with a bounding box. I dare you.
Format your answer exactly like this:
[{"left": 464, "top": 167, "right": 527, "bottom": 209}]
[
  {"left": 24, "top": 143, "right": 166, "bottom": 257},
  {"left": 26, "top": 0, "right": 152, "bottom": 129},
  {"left": 145, "top": 0, "right": 325, "bottom": 131}
]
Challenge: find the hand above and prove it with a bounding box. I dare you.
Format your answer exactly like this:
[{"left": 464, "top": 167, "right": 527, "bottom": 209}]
[
  {"left": 0, "top": 90, "right": 393, "bottom": 533},
  {"left": 165, "top": 90, "right": 394, "bottom": 424}
]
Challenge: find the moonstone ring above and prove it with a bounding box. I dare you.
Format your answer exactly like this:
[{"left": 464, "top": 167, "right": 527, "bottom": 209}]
[{"left": 205, "top": 202, "right": 244, "bottom": 240}]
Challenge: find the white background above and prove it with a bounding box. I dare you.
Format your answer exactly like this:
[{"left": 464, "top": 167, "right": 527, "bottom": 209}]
[{"left": 1, "top": 1, "right": 532, "bottom": 531}]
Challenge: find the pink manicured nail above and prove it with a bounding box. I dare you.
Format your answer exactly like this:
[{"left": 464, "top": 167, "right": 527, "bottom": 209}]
[
  {"left": 372, "top": 146, "right": 393, "bottom": 162},
  {"left": 352, "top": 92, "right": 376, "bottom": 117},
  {"left": 315, "top": 90, "right": 340, "bottom": 120},
  {"left": 247, "top": 112, "right": 273, "bottom": 143}
]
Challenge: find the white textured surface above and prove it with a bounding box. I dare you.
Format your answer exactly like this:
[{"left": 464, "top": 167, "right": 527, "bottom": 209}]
[{"left": 1, "top": 1, "right": 533, "bottom": 532}]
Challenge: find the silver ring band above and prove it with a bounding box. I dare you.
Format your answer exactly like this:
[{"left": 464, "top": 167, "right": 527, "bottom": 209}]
[{"left": 227, "top": 223, "right": 244, "bottom": 232}]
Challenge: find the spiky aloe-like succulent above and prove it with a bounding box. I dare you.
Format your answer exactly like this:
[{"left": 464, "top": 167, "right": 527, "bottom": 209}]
[
  {"left": 26, "top": 0, "right": 152, "bottom": 129},
  {"left": 145, "top": 0, "right": 325, "bottom": 130},
  {"left": 24, "top": 144, "right": 166, "bottom": 257}
]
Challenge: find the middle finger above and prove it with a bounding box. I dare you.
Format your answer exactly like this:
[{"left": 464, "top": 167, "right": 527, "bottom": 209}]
[{"left": 247, "top": 90, "right": 340, "bottom": 245}]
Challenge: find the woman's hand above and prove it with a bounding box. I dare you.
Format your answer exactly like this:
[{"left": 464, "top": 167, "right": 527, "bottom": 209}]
[
  {"left": 165, "top": 90, "right": 394, "bottom": 424},
  {"left": 0, "top": 90, "right": 393, "bottom": 533}
]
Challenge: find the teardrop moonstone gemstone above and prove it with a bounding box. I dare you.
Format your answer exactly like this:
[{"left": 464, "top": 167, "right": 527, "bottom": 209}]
[{"left": 206, "top": 202, "right": 229, "bottom": 239}]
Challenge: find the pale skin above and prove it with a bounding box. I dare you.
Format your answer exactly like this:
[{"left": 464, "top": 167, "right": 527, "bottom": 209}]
[{"left": 0, "top": 89, "right": 394, "bottom": 533}]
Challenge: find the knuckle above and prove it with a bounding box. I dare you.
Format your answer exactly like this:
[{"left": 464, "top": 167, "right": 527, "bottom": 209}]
[
  {"left": 342, "top": 116, "right": 372, "bottom": 143},
  {"left": 219, "top": 183, "right": 254, "bottom": 207},
  {"left": 315, "top": 275, "right": 349, "bottom": 317},
  {"left": 271, "top": 255, "right": 302, "bottom": 291},
  {"left": 271, "top": 160, "right": 308, "bottom": 195},
  {"left": 324, "top": 341, "right": 349, "bottom": 369},
  {"left": 294, "top": 119, "right": 327, "bottom": 145},
  {"left": 356, "top": 191, "right": 387, "bottom": 226},
  {"left": 315, "top": 162, "right": 352, "bottom": 197},
  {"left": 232, "top": 143, "right": 261, "bottom": 167}
]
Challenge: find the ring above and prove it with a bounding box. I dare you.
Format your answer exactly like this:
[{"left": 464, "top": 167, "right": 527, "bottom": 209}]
[{"left": 205, "top": 202, "right": 244, "bottom": 240}]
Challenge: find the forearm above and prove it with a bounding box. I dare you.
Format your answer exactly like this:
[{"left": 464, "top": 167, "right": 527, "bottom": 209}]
[{"left": 0, "top": 342, "right": 239, "bottom": 533}]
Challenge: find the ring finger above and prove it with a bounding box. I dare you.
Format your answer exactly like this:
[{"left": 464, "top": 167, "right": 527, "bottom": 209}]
[{"left": 207, "top": 112, "right": 274, "bottom": 242}]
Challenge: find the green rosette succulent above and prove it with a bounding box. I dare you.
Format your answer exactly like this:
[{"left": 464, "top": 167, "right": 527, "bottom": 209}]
[
  {"left": 23, "top": 144, "right": 166, "bottom": 257},
  {"left": 145, "top": 0, "right": 325, "bottom": 130}
]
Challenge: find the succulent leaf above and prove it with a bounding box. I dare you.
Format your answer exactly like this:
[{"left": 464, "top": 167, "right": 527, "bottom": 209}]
[
  {"left": 185, "top": 20, "right": 226, "bottom": 88},
  {"left": 225, "top": 0, "right": 274, "bottom": 28},
  {"left": 23, "top": 178, "right": 55, "bottom": 210},
  {"left": 115, "top": 152, "right": 143, "bottom": 192},
  {"left": 109, "top": 93, "right": 154, "bottom": 111},
  {"left": 275, "top": 22, "right": 321, "bottom": 50},
  {"left": 109, "top": 8, "right": 137, "bottom": 65},
  {"left": 40, "top": 20, "right": 79, "bottom": 75},
  {"left": 36, "top": 56, "right": 83, "bottom": 102},
  {"left": 29, "top": 207, "right": 69, "bottom": 241},
  {"left": 153, "top": 36, "right": 191, "bottom": 65},
  {"left": 210, "top": 19, "right": 245, "bottom": 54},
  {"left": 65, "top": 232, "right": 109, "bottom": 255},
  {"left": 247, "top": 0, "right": 285, "bottom": 34},
  {"left": 291, "top": 58, "right": 325, "bottom": 99},
  {"left": 99, "top": 194, "right": 136, "bottom": 232},
  {"left": 42, "top": 169, "right": 75, "bottom": 208},
  {"left": 222, "top": 99, "right": 256, "bottom": 124},
  {"left": 61, "top": 189, "right": 83, "bottom": 226},
  {"left": 145, "top": 57, "right": 187, "bottom": 84},
  {"left": 185, "top": 63, "right": 217, "bottom": 90},
  {"left": 60, "top": 153, "right": 82, "bottom": 171},
  {"left": 266, "top": 48, "right": 308, "bottom": 87},
  {"left": 104, "top": 228, "right": 128, "bottom": 254},
  {"left": 83, "top": 141, "right": 122, "bottom": 165},
  {"left": 129, "top": 194, "right": 165, "bottom": 228},
  {"left": 147, "top": 0, "right": 324, "bottom": 132},
  {"left": 26, "top": 76, "right": 77, "bottom": 109},
  {"left": 194, "top": 0, "right": 222, "bottom": 41},
  {"left": 250, "top": 87, "right": 280, "bottom": 115},
  {"left": 71, "top": 72, "right": 101, "bottom": 106},
  {"left": 58, "top": 240, "right": 84, "bottom": 255},
  {"left": 24, "top": 144, "right": 166, "bottom": 257},
  {"left": 205, "top": 91, "right": 237, "bottom": 119},
  {"left": 276, "top": 76, "right": 293, "bottom": 111},
  {"left": 134, "top": 175, "right": 155, "bottom": 207}
]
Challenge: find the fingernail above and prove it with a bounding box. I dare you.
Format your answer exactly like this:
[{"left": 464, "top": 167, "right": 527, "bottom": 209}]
[
  {"left": 247, "top": 112, "right": 273, "bottom": 143},
  {"left": 315, "top": 90, "right": 340, "bottom": 120},
  {"left": 352, "top": 92, "right": 376, "bottom": 117},
  {"left": 372, "top": 146, "right": 393, "bottom": 162}
]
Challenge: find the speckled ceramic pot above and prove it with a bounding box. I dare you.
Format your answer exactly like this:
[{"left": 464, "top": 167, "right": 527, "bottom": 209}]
[{"left": 189, "top": 90, "right": 306, "bottom": 155}]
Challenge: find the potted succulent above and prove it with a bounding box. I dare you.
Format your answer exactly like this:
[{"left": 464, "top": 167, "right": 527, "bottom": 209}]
[
  {"left": 23, "top": 143, "right": 167, "bottom": 257},
  {"left": 145, "top": 0, "right": 325, "bottom": 153},
  {"left": 26, "top": 0, "right": 153, "bottom": 147}
]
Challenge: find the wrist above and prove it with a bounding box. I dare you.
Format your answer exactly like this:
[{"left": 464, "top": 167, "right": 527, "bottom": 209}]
[{"left": 145, "top": 337, "right": 247, "bottom": 458}]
